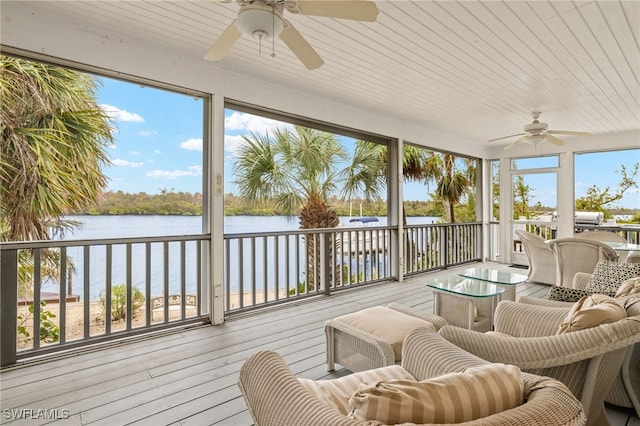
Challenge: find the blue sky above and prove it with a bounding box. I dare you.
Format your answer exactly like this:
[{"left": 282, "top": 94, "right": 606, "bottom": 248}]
[{"left": 96, "top": 76, "right": 640, "bottom": 209}]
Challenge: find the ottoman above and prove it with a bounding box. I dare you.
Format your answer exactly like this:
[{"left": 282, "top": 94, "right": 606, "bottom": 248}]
[{"left": 325, "top": 303, "right": 448, "bottom": 372}]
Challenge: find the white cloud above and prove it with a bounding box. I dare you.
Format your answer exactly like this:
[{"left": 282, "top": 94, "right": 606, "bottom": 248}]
[
  {"left": 138, "top": 130, "right": 156, "bottom": 137},
  {"left": 129, "top": 150, "right": 141, "bottom": 156},
  {"left": 112, "top": 158, "right": 144, "bottom": 167},
  {"left": 154, "top": 150, "right": 162, "bottom": 154},
  {"left": 100, "top": 104, "right": 145, "bottom": 122},
  {"left": 180, "top": 138, "right": 203, "bottom": 151},
  {"left": 146, "top": 165, "right": 202, "bottom": 179},
  {"left": 225, "top": 111, "right": 292, "bottom": 133},
  {"left": 225, "top": 134, "right": 246, "bottom": 155}
]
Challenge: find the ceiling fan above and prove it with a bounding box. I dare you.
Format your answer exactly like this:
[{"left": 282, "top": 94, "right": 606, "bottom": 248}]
[
  {"left": 489, "top": 111, "right": 591, "bottom": 149},
  {"left": 204, "top": 0, "right": 379, "bottom": 70}
]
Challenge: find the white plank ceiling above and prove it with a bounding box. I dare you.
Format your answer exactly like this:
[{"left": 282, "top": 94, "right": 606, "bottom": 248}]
[{"left": 2, "top": 0, "right": 639, "bottom": 146}]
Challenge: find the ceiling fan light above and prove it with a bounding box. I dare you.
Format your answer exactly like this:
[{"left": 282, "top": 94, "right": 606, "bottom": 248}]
[
  {"left": 237, "top": 7, "right": 284, "bottom": 39},
  {"left": 528, "top": 135, "right": 545, "bottom": 145}
]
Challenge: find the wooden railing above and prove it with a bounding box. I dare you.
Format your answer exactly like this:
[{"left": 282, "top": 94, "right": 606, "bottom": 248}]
[
  {"left": 1, "top": 222, "right": 484, "bottom": 365},
  {"left": 0, "top": 235, "right": 210, "bottom": 366}
]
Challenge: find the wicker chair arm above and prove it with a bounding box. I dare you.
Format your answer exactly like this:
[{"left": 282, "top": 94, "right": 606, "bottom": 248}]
[
  {"left": 517, "top": 295, "right": 574, "bottom": 308},
  {"left": 438, "top": 317, "right": 640, "bottom": 370},
  {"left": 572, "top": 272, "right": 592, "bottom": 290},
  {"left": 238, "top": 350, "right": 362, "bottom": 426},
  {"left": 494, "top": 301, "right": 568, "bottom": 337}
]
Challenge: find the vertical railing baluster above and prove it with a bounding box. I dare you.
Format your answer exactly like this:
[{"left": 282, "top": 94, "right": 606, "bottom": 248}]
[
  {"left": 284, "top": 235, "right": 290, "bottom": 297},
  {"left": 84, "top": 246, "right": 90, "bottom": 339},
  {"left": 145, "top": 242, "right": 151, "bottom": 326},
  {"left": 126, "top": 244, "right": 132, "bottom": 330},
  {"left": 251, "top": 237, "right": 256, "bottom": 305},
  {"left": 238, "top": 238, "right": 244, "bottom": 309},
  {"left": 274, "top": 236, "right": 280, "bottom": 300},
  {"left": 224, "top": 239, "right": 230, "bottom": 311},
  {"left": 33, "top": 249, "right": 42, "bottom": 350},
  {"left": 295, "top": 234, "right": 300, "bottom": 295},
  {"left": 163, "top": 242, "right": 169, "bottom": 322},
  {"left": 197, "top": 241, "right": 202, "bottom": 316},
  {"left": 262, "top": 237, "right": 267, "bottom": 303},
  {"left": 180, "top": 241, "right": 186, "bottom": 319},
  {"left": 59, "top": 247, "right": 67, "bottom": 344},
  {"left": 105, "top": 245, "right": 112, "bottom": 335},
  {"left": 0, "top": 249, "right": 18, "bottom": 367}
]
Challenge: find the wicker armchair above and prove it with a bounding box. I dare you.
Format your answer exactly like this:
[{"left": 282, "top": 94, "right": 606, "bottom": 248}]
[
  {"left": 515, "top": 230, "right": 556, "bottom": 285},
  {"left": 548, "top": 238, "right": 618, "bottom": 287},
  {"left": 519, "top": 277, "right": 640, "bottom": 418},
  {"left": 438, "top": 299, "right": 640, "bottom": 426},
  {"left": 238, "top": 328, "right": 586, "bottom": 426}
]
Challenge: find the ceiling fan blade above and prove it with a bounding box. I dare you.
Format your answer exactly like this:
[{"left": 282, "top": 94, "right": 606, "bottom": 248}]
[
  {"left": 545, "top": 134, "right": 565, "bottom": 146},
  {"left": 280, "top": 22, "right": 324, "bottom": 70},
  {"left": 547, "top": 130, "right": 592, "bottom": 136},
  {"left": 488, "top": 133, "right": 527, "bottom": 142},
  {"left": 204, "top": 20, "right": 241, "bottom": 61},
  {"left": 297, "top": 0, "right": 379, "bottom": 21},
  {"left": 504, "top": 136, "right": 528, "bottom": 150}
]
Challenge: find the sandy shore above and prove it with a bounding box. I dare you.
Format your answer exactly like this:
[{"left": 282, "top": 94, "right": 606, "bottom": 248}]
[{"left": 16, "top": 289, "right": 288, "bottom": 350}]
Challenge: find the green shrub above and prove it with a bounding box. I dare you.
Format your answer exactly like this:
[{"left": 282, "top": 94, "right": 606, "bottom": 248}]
[
  {"left": 17, "top": 301, "right": 59, "bottom": 344},
  {"left": 100, "top": 284, "right": 145, "bottom": 321}
]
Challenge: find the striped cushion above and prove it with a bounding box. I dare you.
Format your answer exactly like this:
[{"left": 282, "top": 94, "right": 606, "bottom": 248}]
[
  {"left": 298, "top": 365, "right": 414, "bottom": 415},
  {"left": 348, "top": 363, "right": 524, "bottom": 424}
]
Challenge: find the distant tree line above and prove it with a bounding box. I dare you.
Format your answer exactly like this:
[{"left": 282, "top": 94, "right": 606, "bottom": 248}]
[
  {"left": 70, "top": 191, "right": 447, "bottom": 218},
  {"left": 71, "top": 190, "right": 203, "bottom": 216}
]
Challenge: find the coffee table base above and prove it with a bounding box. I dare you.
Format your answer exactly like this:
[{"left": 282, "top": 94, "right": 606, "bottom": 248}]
[{"left": 432, "top": 290, "right": 498, "bottom": 332}]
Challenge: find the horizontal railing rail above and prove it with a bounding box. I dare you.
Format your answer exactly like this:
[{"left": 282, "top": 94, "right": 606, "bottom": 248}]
[{"left": 1, "top": 235, "right": 210, "bottom": 366}]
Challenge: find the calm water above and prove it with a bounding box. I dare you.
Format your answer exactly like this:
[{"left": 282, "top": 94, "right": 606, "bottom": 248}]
[{"left": 43, "top": 215, "right": 438, "bottom": 300}]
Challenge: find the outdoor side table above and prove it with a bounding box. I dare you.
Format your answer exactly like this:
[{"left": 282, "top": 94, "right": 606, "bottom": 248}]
[
  {"left": 457, "top": 267, "right": 528, "bottom": 301},
  {"left": 426, "top": 275, "right": 504, "bottom": 332}
]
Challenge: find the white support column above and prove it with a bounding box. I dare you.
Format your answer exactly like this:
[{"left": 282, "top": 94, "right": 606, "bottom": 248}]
[
  {"left": 499, "top": 157, "right": 513, "bottom": 264},
  {"left": 388, "top": 138, "right": 403, "bottom": 281},
  {"left": 556, "top": 152, "right": 575, "bottom": 238},
  {"left": 480, "top": 159, "right": 490, "bottom": 261},
  {"left": 210, "top": 94, "right": 225, "bottom": 325}
]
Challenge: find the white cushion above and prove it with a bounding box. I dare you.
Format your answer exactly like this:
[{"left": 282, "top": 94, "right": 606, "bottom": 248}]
[{"left": 348, "top": 363, "right": 524, "bottom": 424}]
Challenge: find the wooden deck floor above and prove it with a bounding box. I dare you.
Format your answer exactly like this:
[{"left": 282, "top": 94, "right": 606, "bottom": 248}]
[{"left": 1, "top": 263, "right": 638, "bottom": 425}]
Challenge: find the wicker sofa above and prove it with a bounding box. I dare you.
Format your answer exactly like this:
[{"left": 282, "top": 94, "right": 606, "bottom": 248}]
[{"left": 238, "top": 327, "right": 586, "bottom": 426}]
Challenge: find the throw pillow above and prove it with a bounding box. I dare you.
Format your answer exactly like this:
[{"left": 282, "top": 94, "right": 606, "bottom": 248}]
[
  {"left": 557, "top": 294, "right": 626, "bottom": 334},
  {"left": 584, "top": 261, "right": 640, "bottom": 294},
  {"left": 616, "top": 277, "right": 640, "bottom": 297},
  {"left": 298, "top": 365, "right": 414, "bottom": 416},
  {"left": 348, "top": 363, "right": 524, "bottom": 424},
  {"left": 547, "top": 286, "right": 611, "bottom": 303}
]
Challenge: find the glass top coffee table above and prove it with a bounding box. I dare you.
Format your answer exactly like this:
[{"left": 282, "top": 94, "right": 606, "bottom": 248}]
[
  {"left": 425, "top": 275, "right": 505, "bottom": 332},
  {"left": 457, "top": 267, "right": 528, "bottom": 301}
]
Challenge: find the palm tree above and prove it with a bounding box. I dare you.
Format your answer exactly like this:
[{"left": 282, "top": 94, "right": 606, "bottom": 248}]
[
  {"left": 1, "top": 56, "right": 113, "bottom": 241},
  {"left": 234, "top": 126, "right": 363, "bottom": 290},
  {"left": 1, "top": 56, "right": 113, "bottom": 302}
]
